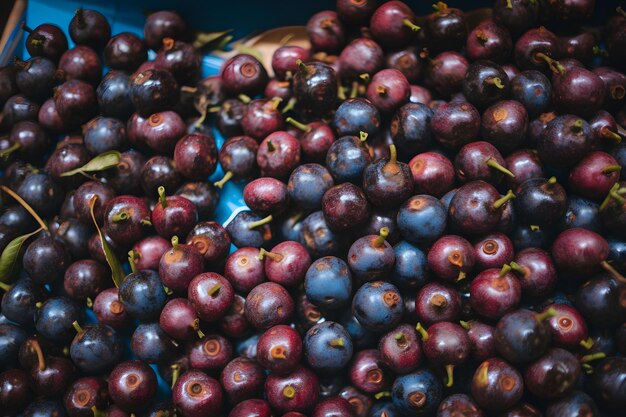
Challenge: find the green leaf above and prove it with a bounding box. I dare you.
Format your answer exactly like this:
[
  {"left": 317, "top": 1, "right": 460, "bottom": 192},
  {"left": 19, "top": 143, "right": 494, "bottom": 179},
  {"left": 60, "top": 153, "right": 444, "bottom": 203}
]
[
  {"left": 234, "top": 44, "right": 264, "bottom": 62},
  {"left": 60, "top": 151, "right": 121, "bottom": 177},
  {"left": 193, "top": 30, "right": 233, "bottom": 51},
  {"left": 0, "top": 228, "right": 42, "bottom": 282},
  {"left": 88, "top": 195, "right": 125, "bottom": 287}
]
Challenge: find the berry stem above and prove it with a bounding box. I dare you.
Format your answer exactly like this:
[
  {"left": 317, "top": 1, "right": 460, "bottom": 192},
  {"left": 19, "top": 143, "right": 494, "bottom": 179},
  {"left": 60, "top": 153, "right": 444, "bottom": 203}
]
[
  {"left": 27, "top": 339, "right": 46, "bottom": 371},
  {"left": 500, "top": 264, "right": 512, "bottom": 277},
  {"left": 601, "top": 126, "right": 622, "bottom": 143},
  {"left": 579, "top": 337, "right": 594, "bottom": 350},
  {"left": 486, "top": 157, "right": 515, "bottom": 178},
  {"left": 581, "top": 352, "right": 606, "bottom": 363},
  {"left": 257, "top": 248, "right": 284, "bottom": 262},
  {"left": 349, "top": 81, "right": 359, "bottom": 98},
  {"left": 359, "top": 131, "right": 369, "bottom": 142},
  {"left": 0, "top": 141, "right": 21, "bottom": 158},
  {"left": 459, "top": 320, "right": 471, "bottom": 330},
  {"left": 158, "top": 186, "right": 168, "bottom": 208},
  {"left": 617, "top": 6, "right": 626, "bottom": 18},
  {"left": 0, "top": 185, "right": 48, "bottom": 231},
  {"left": 72, "top": 321, "right": 83, "bottom": 334},
  {"left": 266, "top": 139, "right": 276, "bottom": 152},
  {"left": 111, "top": 211, "right": 130, "bottom": 223},
  {"left": 0, "top": 282, "right": 10, "bottom": 292},
  {"left": 270, "top": 97, "right": 282, "bottom": 110},
  {"left": 530, "top": 224, "right": 541, "bottom": 231},
  {"left": 492, "top": 190, "right": 516, "bottom": 209},
  {"left": 247, "top": 214, "right": 273, "bottom": 230},
  {"left": 415, "top": 322, "right": 429, "bottom": 341},
  {"left": 402, "top": 18, "right": 421, "bottom": 32},
  {"left": 128, "top": 250, "right": 138, "bottom": 274},
  {"left": 508, "top": 261, "right": 526, "bottom": 276},
  {"left": 602, "top": 165, "right": 622, "bottom": 175},
  {"left": 21, "top": 23, "right": 33, "bottom": 34},
  {"left": 208, "top": 283, "right": 222, "bottom": 298},
  {"left": 238, "top": 94, "right": 251, "bottom": 103},
  {"left": 285, "top": 117, "right": 309, "bottom": 132},
  {"left": 374, "top": 391, "right": 391, "bottom": 400},
  {"left": 295, "top": 59, "right": 309, "bottom": 74},
  {"left": 534, "top": 52, "right": 564, "bottom": 74},
  {"left": 171, "top": 236, "right": 179, "bottom": 250},
  {"left": 214, "top": 171, "right": 233, "bottom": 189},
  {"left": 170, "top": 364, "right": 180, "bottom": 388},
  {"left": 191, "top": 319, "right": 205, "bottom": 339},
  {"left": 506, "top": 0, "right": 513, "bottom": 8},
  {"left": 599, "top": 183, "right": 622, "bottom": 211},
  {"left": 282, "top": 97, "right": 297, "bottom": 114},
  {"left": 445, "top": 364, "right": 455, "bottom": 388},
  {"left": 359, "top": 73, "right": 370, "bottom": 83},
  {"left": 485, "top": 77, "right": 505, "bottom": 89},
  {"left": 91, "top": 407, "right": 105, "bottom": 417},
  {"left": 547, "top": 176, "right": 558, "bottom": 185},
  {"left": 535, "top": 307, "right": 556, "bottom": 322},
  {"left": 373, "top": 227, "right": 389, "bottom": 248},
  {"left": 141, "top": 218, "right": 152, "bottom": 227},
  {"left": 329, "top": 337, "right": 345, "bottom": 348},
  {"left": 600, "top": 260, "right": 626, "bottom": 284}
]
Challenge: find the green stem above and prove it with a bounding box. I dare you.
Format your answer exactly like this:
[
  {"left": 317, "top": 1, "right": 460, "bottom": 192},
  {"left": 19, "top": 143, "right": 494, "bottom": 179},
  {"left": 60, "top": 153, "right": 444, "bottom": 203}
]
[
  {"left": 500, "top": 264, "right": 512, "bottom": 277},
  {"left": 600, "top": 260, "right": 626, "bottom": 284},
  {"left": 581, "top": 352, "right": 606, "bottom": 363},
  {"left": 486, "top": 157, "right": 515, "bottom": 178},
  {"left": 266, "top": 140, "right": 276, "bottom": 152},
  {"left": 170, "top": 364, "right": 180, "bottom": 388},
  {"left": 91, "top": 407, "right": 105, "bottom": 417},
  {"left": 359, "top": 73, "right": 370, "bottom": 83},
  {"left": 493, "top": 190, "right": 516, "bottom": 209},
  {"left": 0, "top": 282, "right": 11, "bottom": 292},
  {"left": 281, "top": 97, "right": 297, "bottom": 114},
  {"left": 349, "top": 81, "right": 359, "bottom": 98},
  {"left": 359, "top": 131, "right": 368, "bottom": 142},
  {"left": 141, "top": 218, "right": 152, "bottom": 227},
  {"left": 535, "top": 52, "right": 564, "bottom": 74},
  {"left": 214, "top": 171, "right": 233, "bottom": 189},
  {"left": 602, "top": 165, "right": 622, "bottom": 175},
  {"left": 257, "top": 248, "right": 284, "bottom": 262},
  {"left": 374, "top": 391, "right": 391, "bottom": 400},
  {"left": 295, "top": 59, "right": 308, "bottom": 74},
  {"left": 128, "top": 250, "right": 138, "bottom": 274},
  {"left": 247, "top": 214, "right": 273, "bottom": 230},
  {"left": 0, "top": 185, "right": 48, "bottom": 231},
  {"left": 508, "top": 261, "right": 526, "bottom": 276},
  {"left": 285, "top": 117, "right": 309, "bottom": 132},
  {"left": 547, "top": 176, "right": 558, "bottom": 185},
  {"left": 415, "top": 323, "right": 429, "bottom": 341},
  {"left": 445, "top": 364, "right": 454, "bottom": 388},
  {"left": 535, "top": 307, "right": 556, "bottom": 322},
  {"left": 579, "top": 337, "right": 594, "bottom": 350},
  {"left": 72, "top": 321, "right": 83, "bottom": 334},
  {"left": 600, "top": 183, "right": 621, "bottom": 211},
  {"left": 530, "top": 225, "right": 541, "bottom": 231},
  {"left": 373, "top": 227, "right": 389, "bottom": 248},
  {"left": 402, "top": 18, "right": 421, "bottom": 31},
  {"left": 601, "top": 127, "right": 622, "bottom": 143},
  {"left": 171, "top": 236, "right": 179, "bottom": 250},
  {"left": 459, "top": 320, "right": 470, "bottom": 330},
  {"left": 329, "top": 337, "right": 345, "bottom": 348},
  {"left": 208, "top": 283, "right": 222, "bottom": 298},
  {"left": 506, "top": 0, "right": 512, "bottom": 8},
  {"left": 270, "top": 97, "right": 282, "bottom": 110},
  {"left": 485, "top": 77, "right": 505, "bottom": 89},
  {"left": 238, "top": 94, "right": 251, "bottom": 103},
  {"left": 158, "top": 186, "right": 167, "bottom": 208},
  {"left": 111, "top": 211, "right": 130, "bottom": 223}
]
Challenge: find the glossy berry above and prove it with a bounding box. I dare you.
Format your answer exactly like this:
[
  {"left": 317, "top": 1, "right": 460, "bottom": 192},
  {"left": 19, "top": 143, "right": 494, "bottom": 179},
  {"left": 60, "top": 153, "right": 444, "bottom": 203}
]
[
  {"left": 469, "top": 267, "right": 522, "bottom": 320},
  {"left": 118, "top": 269, "right": 168, "bottom": 321},
  {"left": 471, "top": 358, "right": 523, "bottom": 412},
  {"left": 70, "top": 323, "right": 122, "bottom": 373},
  {"left": 265, "top": 366, "right": 320, "bottom": 414},
  {"left": 245, "top": 282, "right": 294, "bottom": 330},
  {"left": 109, "top": 360, "right": 158, "bottom": 412},
  {"left": 392, "top": 369, "right": 443, "bottom": 415},
  {"left": 304, "top": 321, "right": 353, "bottom": 372},
  {"left": 188, "top": 272, "right": 234, "bottom": 322},
  {"left": 352, "top": 281, "right": 403, "bottom": 332},
  {"left": 304, "top": 256, "right": 352, "bottom": 310},
  {"left": 494, "top": 308, "right": 554, "bottom": 364}
]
